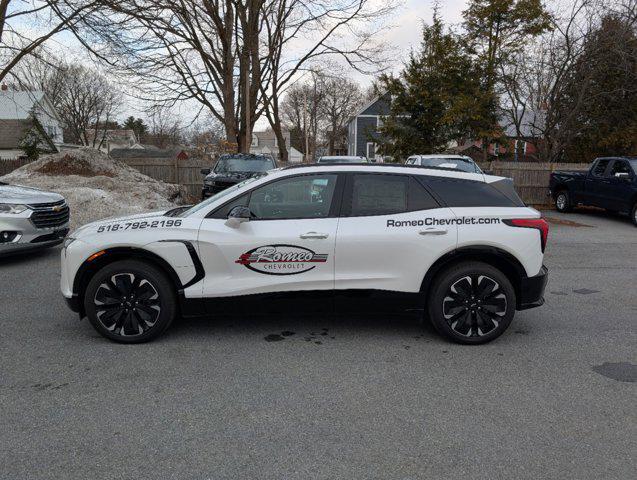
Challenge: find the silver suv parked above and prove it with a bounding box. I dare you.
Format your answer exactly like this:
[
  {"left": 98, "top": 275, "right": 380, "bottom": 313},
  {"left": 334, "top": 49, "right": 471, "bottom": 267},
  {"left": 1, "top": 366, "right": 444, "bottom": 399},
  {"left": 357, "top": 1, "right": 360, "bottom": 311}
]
[{"left": 0, "top": 182, "right": 70, "bottom": 256}]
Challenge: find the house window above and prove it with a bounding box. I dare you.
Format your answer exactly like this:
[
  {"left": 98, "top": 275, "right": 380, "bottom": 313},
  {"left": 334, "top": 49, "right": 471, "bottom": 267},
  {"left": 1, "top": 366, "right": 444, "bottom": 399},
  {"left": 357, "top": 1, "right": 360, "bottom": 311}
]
[
  {"left": 251, "top": 134, "right": 258, "bottom": 147},
  {"left": 493, "top": 142, "right": 499, "bottom": 156},
  {"left": 366, "top": 142, "right": 376, "bottom": 160},
  {"left": 523, "top": 141, "right": 528, "bottom": 155},
  {"left": 376, "top": 116, "right": 385, "bottom": 131}
]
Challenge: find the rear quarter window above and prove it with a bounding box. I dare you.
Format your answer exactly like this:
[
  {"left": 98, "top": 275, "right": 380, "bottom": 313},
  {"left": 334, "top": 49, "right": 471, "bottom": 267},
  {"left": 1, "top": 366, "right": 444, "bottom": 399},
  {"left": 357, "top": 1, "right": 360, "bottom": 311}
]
[{"left": 417, "top": 176, "right": 524, "bottom": 208}]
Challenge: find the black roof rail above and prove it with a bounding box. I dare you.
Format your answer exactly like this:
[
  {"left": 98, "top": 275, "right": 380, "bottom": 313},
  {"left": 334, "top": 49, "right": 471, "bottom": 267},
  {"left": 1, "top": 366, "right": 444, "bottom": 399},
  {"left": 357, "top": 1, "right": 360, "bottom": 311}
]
[{"left": 282, "top": 163, "right": 471, "bottom": 173}]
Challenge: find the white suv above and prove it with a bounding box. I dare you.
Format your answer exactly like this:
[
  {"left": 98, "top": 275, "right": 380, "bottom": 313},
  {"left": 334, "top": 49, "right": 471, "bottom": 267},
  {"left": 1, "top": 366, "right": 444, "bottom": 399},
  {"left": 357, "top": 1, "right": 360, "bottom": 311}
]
[{"left": 61, "top": 164, "right": 548, "bottom": 344}]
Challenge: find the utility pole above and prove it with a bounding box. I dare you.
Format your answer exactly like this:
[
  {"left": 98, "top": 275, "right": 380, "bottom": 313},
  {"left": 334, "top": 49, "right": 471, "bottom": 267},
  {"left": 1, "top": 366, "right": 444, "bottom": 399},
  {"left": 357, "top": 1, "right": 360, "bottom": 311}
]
[{"left": 303, "top": 89, "right": 310, "bottom": 163}]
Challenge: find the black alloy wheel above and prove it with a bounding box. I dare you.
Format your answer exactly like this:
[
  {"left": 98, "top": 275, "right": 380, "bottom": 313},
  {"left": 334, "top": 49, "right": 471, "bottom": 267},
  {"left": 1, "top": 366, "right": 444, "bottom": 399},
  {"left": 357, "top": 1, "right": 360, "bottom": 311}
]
[
  {"left": 94, "top": 273, "right": 161, "bottom": 336},
  {"left": 84, "top": 260, "right": 176, "bottom": 343},
  {"left": 428, "top": 262, "right": 516, "bottom": 344},
  {"left": 442, "top": 275, "right": 506, "bottom": 337}
]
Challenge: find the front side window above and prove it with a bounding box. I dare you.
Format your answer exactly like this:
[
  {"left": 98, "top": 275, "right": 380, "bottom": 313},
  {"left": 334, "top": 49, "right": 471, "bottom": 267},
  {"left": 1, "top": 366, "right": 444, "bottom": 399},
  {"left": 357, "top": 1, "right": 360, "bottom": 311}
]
[
  {"left": 248, "top": 174, "right": 338, "bottom": 220},
  {"left": 592, "top": 159, "right": 610, "bottom": 177}
]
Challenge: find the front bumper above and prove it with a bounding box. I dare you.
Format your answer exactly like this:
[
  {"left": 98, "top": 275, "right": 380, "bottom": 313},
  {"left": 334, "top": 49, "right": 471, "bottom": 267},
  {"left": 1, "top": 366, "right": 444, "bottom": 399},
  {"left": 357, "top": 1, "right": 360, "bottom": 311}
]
[
  {"left": 518, "top": 265, "right": 548, "bottom": 310},
  {"left": 0, "top": 212, "right": 69, "bottom": 256}
]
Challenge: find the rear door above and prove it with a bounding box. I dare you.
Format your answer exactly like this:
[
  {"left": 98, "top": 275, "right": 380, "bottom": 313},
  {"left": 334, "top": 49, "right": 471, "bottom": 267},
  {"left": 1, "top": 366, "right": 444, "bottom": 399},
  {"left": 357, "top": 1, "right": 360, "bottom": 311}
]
[{"left": 334, "top": 172, "right": 458, "bottom": 312}]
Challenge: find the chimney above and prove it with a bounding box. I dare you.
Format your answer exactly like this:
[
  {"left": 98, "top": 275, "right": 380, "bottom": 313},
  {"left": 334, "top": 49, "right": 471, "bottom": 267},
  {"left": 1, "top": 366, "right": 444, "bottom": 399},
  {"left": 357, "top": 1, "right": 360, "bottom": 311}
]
[{"left": 1, "top": 83, "right": 7, "bottom": 91}]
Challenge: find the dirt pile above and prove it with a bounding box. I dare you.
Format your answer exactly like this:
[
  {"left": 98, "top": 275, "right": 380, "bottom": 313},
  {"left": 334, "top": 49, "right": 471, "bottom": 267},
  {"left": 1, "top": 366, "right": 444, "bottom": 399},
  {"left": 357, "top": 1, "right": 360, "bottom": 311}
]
[{"left": 0, "top": 148, "right": 188, "bottom": 228}]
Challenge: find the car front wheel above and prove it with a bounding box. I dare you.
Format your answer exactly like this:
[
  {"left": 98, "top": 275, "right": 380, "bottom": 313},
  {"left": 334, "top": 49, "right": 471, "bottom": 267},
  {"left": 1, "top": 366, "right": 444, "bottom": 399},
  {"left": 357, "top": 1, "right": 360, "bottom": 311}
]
[
  {"left": 84, "top": 260, "right": 177, "bottom": 343},
  {"left": 428, "top": 262, "right": 516, "bottom": 344},
  {"left": 631, "top": 202, "right": 637, "bottom": 227}
]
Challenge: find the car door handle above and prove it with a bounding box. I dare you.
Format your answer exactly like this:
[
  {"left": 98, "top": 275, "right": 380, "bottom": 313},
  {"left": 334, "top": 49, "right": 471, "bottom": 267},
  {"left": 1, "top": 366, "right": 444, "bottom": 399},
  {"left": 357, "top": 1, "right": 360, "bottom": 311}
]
[
  {"left": 299, "top": 232, "right": 329, "bottom": 239},
  {"left": 419, "top": 228, "right": 447, "bottom": 236}
]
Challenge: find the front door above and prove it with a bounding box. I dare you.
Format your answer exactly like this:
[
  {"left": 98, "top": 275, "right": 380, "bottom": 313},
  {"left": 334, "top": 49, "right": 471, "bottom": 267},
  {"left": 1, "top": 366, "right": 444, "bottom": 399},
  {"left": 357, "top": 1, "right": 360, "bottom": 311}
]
[
  {"left": 196, "top": 173, "right": 342, "bottom": 314},
  {"left": 603, "top": 160, "right": 634, "bottom": 212}
]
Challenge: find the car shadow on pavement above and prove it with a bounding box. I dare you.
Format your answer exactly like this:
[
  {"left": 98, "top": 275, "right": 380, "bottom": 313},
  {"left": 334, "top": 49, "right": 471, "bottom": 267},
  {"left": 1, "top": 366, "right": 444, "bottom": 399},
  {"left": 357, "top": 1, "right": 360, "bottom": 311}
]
[
  {"left": 167, "top": 312, "right": 442, "bottom": 344},
  {"left": 0, "top": 247, "right": 57, "bottom": 266}
]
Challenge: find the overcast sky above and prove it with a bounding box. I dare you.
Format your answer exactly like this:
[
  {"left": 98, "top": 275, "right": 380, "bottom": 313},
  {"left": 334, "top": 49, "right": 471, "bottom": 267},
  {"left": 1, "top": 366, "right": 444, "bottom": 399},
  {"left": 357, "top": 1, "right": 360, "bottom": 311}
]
[{"left": 20, "top": 0, "right": 469, "bottom": 125}]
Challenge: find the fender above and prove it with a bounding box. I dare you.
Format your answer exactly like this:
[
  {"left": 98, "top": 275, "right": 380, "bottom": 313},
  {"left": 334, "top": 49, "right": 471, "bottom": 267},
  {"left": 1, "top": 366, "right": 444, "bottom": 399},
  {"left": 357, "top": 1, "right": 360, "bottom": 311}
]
[
  {"left": 71, "top": 242, "right": 205, "bottom": 318},
  {"left": 420, "top": 245, "right": 527, "bottom": 308}
]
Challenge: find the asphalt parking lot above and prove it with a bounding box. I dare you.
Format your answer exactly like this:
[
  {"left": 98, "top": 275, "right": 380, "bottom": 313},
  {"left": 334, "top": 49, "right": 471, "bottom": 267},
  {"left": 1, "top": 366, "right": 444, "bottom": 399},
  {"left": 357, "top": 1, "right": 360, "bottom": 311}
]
[{"left": 1, "top": 210, "right": 635, "bottom": 480}]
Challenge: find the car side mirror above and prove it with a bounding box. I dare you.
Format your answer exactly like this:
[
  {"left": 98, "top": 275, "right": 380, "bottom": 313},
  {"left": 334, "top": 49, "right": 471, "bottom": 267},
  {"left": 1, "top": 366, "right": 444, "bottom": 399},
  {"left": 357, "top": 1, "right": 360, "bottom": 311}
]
[
  {"left": 201, "top": 168, "right": 211, "bottom": 175},
  {"left": 225, "top": 206, "right": 251, "bottom": 228}
]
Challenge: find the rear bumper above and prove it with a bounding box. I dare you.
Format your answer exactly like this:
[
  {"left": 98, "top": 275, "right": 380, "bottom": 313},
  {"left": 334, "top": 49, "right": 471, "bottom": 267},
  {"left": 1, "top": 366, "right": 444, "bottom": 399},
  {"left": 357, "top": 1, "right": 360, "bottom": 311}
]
[{"left": 517, "top": 265, "right": 548, "bottom": 310}]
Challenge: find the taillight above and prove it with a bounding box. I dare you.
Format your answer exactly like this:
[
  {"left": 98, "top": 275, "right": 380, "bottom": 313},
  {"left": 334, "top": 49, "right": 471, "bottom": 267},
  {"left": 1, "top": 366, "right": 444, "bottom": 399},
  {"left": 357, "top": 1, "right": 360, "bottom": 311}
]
[{"left": 503, "top": 218, "right": 549, "bottom": 252}]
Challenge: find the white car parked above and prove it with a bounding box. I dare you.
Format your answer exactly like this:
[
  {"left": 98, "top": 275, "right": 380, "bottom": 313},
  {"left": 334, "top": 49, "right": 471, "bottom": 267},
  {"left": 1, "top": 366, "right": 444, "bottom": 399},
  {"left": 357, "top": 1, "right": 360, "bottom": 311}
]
[
  {"left": 406, "top": 154, "right": 483, "bottom": 173},
  {"left": 61, "top": 164, "right": 548, "bottom": 344}
]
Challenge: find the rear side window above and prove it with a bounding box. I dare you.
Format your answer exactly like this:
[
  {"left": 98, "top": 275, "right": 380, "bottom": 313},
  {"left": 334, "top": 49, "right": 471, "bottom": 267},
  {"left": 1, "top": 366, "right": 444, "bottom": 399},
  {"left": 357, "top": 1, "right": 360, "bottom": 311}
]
[
  {"left": 344, "top": 174, "right": 438, "bottom": 216},
  {"left": 592, "top": 159, "right": 610, "bottom": 177},
  {"left": 418, "top": 176, "right": 523, "bottom": 208},
  {"left": 610, "top": 160, "right": 631, "bottom": 176}
]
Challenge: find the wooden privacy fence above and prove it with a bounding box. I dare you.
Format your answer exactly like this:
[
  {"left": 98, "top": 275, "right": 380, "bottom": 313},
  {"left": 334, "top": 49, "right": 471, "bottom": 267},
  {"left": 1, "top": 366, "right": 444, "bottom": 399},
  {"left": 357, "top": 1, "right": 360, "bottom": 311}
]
[
  {"left": 119, "top": 157, "right": 211, "bottom": 199},
  {"left": 1, "top": 154, "right": 591, "bottom": 207},
  {"left": 477, "top": 161, "right": 590, "bottom": 206},
  {"left": 0, "top": 157, "right": 33, "bottom": 176}
]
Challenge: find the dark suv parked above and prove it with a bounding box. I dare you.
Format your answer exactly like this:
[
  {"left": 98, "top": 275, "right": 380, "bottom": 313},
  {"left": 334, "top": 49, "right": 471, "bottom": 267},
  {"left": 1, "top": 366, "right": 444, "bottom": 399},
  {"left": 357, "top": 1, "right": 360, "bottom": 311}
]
[{"left": 201, "top": 154, "right": 276, "bottom": 199}]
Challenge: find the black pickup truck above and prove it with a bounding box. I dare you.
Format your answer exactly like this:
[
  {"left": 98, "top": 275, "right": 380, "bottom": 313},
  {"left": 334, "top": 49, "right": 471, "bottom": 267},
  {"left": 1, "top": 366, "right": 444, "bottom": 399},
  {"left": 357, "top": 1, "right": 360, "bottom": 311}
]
[{"left": 549, "top": 157, "right": 637, "bottom": 225}]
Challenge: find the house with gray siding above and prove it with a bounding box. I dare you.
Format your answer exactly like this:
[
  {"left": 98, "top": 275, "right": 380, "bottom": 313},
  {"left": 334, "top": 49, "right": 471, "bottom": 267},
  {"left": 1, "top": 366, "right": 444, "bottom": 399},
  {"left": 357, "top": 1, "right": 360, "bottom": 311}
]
[{"left": 347, "top": 93, "right": 391, "bottom": 161}]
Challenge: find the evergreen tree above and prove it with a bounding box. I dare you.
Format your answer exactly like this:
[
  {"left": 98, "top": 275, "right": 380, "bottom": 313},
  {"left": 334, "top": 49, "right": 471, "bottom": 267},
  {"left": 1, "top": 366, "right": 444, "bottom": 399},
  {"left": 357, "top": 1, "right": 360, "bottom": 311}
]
[
  {"left": 377, "top": 11, "right": 484, "bottom": 159},
  {"left": 462, "top": 0, "right": 552, "bottom": 157},
  {"left": 123, "top": 116, "right": 148, "bottom": 142}
]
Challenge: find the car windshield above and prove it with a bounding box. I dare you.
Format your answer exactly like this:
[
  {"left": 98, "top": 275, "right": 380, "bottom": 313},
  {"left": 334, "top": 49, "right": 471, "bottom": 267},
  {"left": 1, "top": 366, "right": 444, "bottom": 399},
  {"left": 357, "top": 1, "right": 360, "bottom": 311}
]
[
  {"left": 421, "top": 157, "right": 479, "bottom": 173},
  {"left": 318, "top": 157, "right": 367, "bottom": 164},
  {"left": 214, "top": 156, "right": 274, "bottom": 173},
  {"left": 628, "top": 159, "right": 637, "bottom": 173},
  {"left": 180, "top": 174, "right": 266, "bottom": 216}
]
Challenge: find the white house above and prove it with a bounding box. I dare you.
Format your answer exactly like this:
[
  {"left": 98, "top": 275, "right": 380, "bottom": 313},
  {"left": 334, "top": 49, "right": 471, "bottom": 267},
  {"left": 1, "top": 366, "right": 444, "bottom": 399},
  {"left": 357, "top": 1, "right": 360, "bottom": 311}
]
[
  {"left": 250, "top": 129, "right": 303, "bottom": 163},
  {"left": 0, "top": 87, "right": 63, "bottom": 159}
]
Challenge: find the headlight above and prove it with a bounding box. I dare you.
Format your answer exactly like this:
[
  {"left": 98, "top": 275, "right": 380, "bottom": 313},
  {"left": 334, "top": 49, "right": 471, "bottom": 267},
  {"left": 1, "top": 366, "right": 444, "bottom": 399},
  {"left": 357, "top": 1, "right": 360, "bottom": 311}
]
[
  {"left": 0, "top": 203, "right": 28, "bottom": 214},
  {"left": 204, "top": 175, "right": 216, "bottom": 186}
]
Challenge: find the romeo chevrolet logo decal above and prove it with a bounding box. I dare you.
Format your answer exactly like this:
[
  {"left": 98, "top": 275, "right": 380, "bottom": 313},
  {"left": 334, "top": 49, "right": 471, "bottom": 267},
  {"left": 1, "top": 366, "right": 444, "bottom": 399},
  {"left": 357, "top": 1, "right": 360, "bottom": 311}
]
[{"left": 236, "top": 244, "right": 328, "bottom": 275}]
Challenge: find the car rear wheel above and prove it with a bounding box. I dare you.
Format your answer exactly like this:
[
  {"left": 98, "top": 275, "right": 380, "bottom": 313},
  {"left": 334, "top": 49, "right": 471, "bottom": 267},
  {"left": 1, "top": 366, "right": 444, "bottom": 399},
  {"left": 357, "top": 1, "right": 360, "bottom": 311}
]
[
  {"left": 555, "top": 191, "right": 571, "bottom": 212},
  {"left": 427, "top": 262, "right": 516, "bottom": 344},
  {"left": 84, "top": 260, "right": 177, "bottom": 343}
]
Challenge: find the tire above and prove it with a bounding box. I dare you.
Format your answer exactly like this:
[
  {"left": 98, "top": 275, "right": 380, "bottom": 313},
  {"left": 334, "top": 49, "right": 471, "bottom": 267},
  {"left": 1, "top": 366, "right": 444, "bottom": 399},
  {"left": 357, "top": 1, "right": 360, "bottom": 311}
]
[
  {"left": 427, "top": 262, "right": 516, "bottom": 345},
  {"left": 84, "top": 260, "right": 177, "bottom": 343},
  {"left": 555, "top": 190, "right": 571, "bottom": 212},
  {"left": 631, "top": 202, "right": 637, "bottom": 227}
]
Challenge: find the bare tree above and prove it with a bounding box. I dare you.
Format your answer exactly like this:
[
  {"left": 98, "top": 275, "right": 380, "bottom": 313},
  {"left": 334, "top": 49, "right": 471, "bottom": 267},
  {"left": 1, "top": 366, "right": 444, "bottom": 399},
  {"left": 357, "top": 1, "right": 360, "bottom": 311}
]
[
  {"left": 58, "top": 64, "right": 122, "bottom": 148},
  {"left": 0, "top": 1, "right": 100, "bottom": 83},
  {"left": 259, "top": 0, "right": 394, "bottom": 161},
  {"left": 318, "top": 75, "right": 364, "bottom": 155},
  {"left": 281, "top": 70, "right": 363, "bottom": 160},
  {"left": 87, "top": 0, "right": 393, "bottom": 160},
  {"left": 144, "top": 105, "right": 183, "bottom": 149}
]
